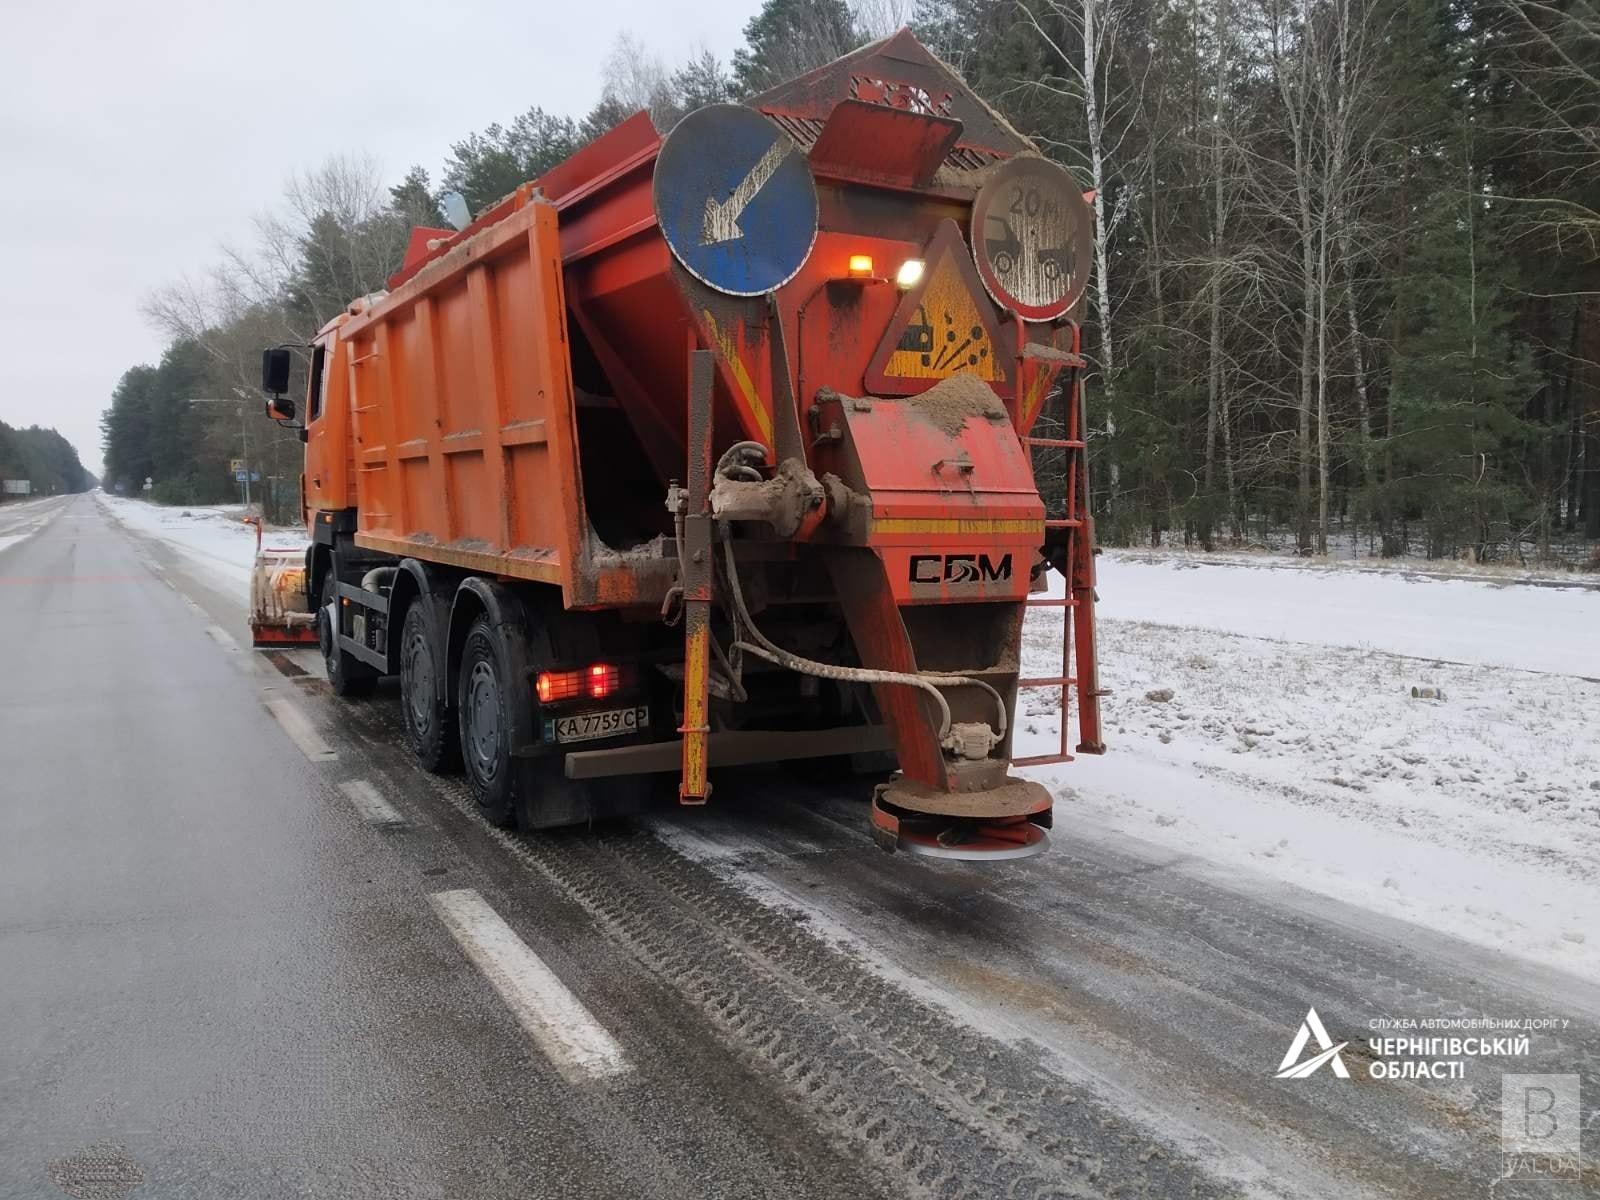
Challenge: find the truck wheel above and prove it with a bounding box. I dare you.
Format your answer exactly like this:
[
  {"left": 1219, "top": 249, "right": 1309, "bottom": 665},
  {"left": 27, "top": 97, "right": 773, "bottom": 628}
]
[
  {"left": 458, "top": 615, "right": 519, "bottom": 826},
  {"left": 400, "top": 601, "right": 460, "bottom": 773},
  {"left": 319, "top": 574, "right": 377, "bottom": 698}
]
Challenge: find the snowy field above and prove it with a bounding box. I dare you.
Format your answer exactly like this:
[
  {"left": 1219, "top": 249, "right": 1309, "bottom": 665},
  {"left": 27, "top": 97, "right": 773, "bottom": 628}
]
[
  {"left": 97, "top": 492, "right": 307, "bottom": 591},
  {"left": 1017, "top": 554, "right": 1600, "bottom": 977},
  {"left": 95, "top": 493, "right": 1599, "bottom": 977}
]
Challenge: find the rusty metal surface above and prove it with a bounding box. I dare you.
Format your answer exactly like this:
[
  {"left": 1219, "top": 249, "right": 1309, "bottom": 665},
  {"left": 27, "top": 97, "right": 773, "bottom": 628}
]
[
  {"left": 708, "top": 457, "right": 825, "bottom": 537},
  {"left": 971, "top": 156, "right": 1095, "bottom": 321},
  {"left": 807, "top": 100, "right": 963, "bottom": 190},
  {"left": 816, "top": 382, "right": 1043, "bottom": 606},
  {"left": 869, "top": 792, "right": 1052, "bottom": 859},
  {"left": 1015, "top": 316, "right": 1105, "bottom": 766},
  {"left": 750, "top": 29, "right": 1034, "bottom": 168},
  {"left": 677, "top": 349, "right": 717, "bottom": 804},
  {"left": 823, "top": 548, "right": 948, "bottom": 790},
  {"left": 563, "top": 724, "right": 895, "bottom": 779},
  {"left": 876, "top": 773, "right": 1050, "bottom": 818}
]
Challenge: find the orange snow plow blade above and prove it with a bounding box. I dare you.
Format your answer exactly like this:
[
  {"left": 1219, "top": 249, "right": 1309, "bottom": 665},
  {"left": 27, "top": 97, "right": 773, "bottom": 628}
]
[{"left": 244, "top": 519, "right": 318, "bottom": 649}]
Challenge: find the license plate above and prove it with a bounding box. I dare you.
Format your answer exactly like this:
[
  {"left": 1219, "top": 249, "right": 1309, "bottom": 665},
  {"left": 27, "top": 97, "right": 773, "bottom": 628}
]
[{"left": 546, "top": 706, "right": 649, "bottom": 744}]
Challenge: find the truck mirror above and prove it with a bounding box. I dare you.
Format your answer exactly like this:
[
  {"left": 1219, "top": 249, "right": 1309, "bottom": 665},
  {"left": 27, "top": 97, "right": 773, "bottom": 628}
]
[
  {"left": 265, "top": 396, "right": 297, "bottom": 422},
  {"left": 261, "top": 347, "right": 292, "bottom": 396}
]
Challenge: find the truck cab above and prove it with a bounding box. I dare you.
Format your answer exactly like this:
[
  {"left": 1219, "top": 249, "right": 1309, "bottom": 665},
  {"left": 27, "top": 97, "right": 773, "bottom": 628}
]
[{"left": 302, "top": 314, "right": 358, "bottom": 521}]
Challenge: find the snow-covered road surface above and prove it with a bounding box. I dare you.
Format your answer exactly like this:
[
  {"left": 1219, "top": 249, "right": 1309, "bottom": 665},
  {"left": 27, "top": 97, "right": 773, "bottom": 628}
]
[
  {"left": 1016, "top": 554, "right": 1600, "bottom": 977},
  {"left": 93, "top": 495, "right": 1599, "bottom": 975},
  {"left": 92, "top": 496, "right": 1600, "bottom": 1199}
]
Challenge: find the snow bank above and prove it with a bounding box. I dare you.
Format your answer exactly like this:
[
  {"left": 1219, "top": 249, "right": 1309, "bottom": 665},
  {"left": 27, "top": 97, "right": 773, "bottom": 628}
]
[
  {"left": 0, "top": 495, "right": 67, "bottom": 556},
  {"left": 1094, "top": 552, "right": 1599, "bottom": 676},
  {"left": 1019, "top": 556, "right": 1600, "bottom": 975},
  {"left": 97, "top": 494, "right": 307, "bottom": 594}
]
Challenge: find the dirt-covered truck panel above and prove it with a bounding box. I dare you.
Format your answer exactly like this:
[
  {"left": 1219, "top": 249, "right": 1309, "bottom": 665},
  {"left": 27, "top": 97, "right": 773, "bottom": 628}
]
[{"left": 259, "top": 30, "right": 1104, "bottom": 858}]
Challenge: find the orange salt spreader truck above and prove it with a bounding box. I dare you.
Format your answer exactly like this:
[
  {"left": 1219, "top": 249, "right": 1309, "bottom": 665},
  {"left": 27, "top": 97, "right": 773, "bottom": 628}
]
[{"left": 254, "top": 31, "right": 1104, "bottom": 859}]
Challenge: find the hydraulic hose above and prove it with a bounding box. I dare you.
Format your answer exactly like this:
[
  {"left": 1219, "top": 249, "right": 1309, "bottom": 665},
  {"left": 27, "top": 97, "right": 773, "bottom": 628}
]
[
  {"left": 719, "top": 536, "right": 1007, "bottom": 745},
  {"left": 715, "top": 441, "right": 768, "bottom": 483}
]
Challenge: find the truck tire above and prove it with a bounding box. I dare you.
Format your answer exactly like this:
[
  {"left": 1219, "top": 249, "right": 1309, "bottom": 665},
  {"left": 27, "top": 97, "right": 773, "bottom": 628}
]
[
  {"left": 457, "top": 615, "right": 519, "bottom": 826},
  {"left": 514, "top": 761, "right": 652, "bottom": 831},
  {"left": 400, "top": 601, "right": 460, "bottom": 774},
  {"left": 319, "top": 574, "right": 377, "bottom": 698}
]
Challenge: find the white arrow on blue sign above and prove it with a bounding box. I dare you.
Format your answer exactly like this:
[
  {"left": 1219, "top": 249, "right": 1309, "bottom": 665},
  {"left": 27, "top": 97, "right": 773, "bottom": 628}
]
[{"left": 653, "top": 104, "right": 819, "bottom": 297}]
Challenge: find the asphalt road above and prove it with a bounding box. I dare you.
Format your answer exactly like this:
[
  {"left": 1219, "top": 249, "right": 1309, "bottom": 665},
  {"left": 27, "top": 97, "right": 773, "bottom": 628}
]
[{"left": 1, "top": 494, "right": 1595, "bottom": 1200}]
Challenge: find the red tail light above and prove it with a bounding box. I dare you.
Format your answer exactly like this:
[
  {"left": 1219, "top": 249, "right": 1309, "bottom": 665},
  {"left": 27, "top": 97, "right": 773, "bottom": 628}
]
[
  {"left": 536, "top": 669, "right": 583, "bottom": 703},
  {"left": 588, "top": 663, "right": 618, "bottom": 699},
  {"left": 537, "top": 664, "right": 622, "bottom": 704}
]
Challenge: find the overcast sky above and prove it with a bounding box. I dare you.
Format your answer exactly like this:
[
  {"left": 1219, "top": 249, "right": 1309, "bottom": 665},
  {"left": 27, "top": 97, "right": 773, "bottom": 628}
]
[{"left": 0, "top": 0, "right": 754, "bottom": 477}]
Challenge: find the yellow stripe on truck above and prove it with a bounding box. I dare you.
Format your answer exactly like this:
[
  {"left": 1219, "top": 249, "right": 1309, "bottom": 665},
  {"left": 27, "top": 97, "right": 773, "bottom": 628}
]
[
  {"left": 701, "top": 309, "right": 774, "bottom": 447},
  {"left": 871, "top": 518, "right": 1044, "bottom": 536}
]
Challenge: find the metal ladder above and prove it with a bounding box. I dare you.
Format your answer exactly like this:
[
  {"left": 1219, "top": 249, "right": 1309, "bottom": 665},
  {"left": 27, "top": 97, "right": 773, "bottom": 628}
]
[{"left": 1013, "top": 318, "right": 1105, "bottom": 766}]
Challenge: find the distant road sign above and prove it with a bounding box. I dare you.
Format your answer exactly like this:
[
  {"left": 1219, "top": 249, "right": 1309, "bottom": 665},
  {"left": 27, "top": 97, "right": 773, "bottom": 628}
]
[
  {"left": 230, "top": 459, "right": 245, "bottom": 473},
  {"left": 971, "top": 156, "right": 1093, "bottom": 321},
  {"left": 654, "top": 104, "right": 818, "bottom": 297},
  {"left": 2, "top": 479, "right": 30, "bottom": 496}
]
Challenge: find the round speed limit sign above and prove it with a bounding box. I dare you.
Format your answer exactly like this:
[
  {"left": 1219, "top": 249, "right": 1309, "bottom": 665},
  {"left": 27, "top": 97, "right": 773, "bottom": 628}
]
[{"left": 970, "top": 156, "right": 1093, "bottom": 321}]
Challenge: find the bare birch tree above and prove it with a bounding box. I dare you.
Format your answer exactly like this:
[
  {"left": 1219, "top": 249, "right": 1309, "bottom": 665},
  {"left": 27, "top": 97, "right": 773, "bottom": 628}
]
[
  {"left": 1255, "top": 0, "right": 1320, "bottom": 552},
  {"left": 1017, "top": 0, "right": 1147, "bottom": 506}
]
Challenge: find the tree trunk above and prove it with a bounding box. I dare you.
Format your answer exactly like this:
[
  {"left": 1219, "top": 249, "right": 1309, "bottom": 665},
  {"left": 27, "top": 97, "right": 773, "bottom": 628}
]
[
  {"left": 1204, "top": 0, "right": 1228, "bottom": 545},
  {"left": 1341, "top": 238, "right": 1371, "bottom": 484},
  {"left": 1563, "top": 303, "right": 1582, "bottom": 531},
  {"left": 1315, "top": 210, "right": 1331, "bottom": 556},
  {"left": 1271, "top": 0, "right": 1316, "bottom": 556},
  {"left": 1083, "top": 0, "right": 1118, "bottom": 509},
  {"left": 1581, "top": 300, "right": 1600, "bottom": 539},
  {"left": 1297, "top": 170, "right": 1315, "bottom": 556}
]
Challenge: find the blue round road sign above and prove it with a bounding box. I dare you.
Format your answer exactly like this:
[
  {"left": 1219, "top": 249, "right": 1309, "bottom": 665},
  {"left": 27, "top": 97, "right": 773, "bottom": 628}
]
[{"left": 654, "top": 104, "right": 819, "bottom": 297}]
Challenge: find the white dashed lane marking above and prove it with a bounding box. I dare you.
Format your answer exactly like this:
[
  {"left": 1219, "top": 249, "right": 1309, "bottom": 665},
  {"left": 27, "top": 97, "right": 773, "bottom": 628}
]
[
  {"left": 264, "top": 696, "right": 336, "bottom": 762},
  {"left": 428, "top": 889, "right": 631, "bottom": 1083},
  {"left": 338, "top": 779, "right": 405, "bottom": 826},
  {"left": 206, "top": 625, "right": 239, "bottom": 652}
]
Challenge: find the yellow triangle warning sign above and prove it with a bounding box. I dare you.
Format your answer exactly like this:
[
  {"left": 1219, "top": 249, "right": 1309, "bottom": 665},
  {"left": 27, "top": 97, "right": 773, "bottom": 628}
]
[{"left": 866, "top": 219, "right": 1014, "bottom": 397}]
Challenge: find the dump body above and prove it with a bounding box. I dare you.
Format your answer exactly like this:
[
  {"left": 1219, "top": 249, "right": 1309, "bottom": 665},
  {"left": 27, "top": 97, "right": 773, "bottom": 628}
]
[{"left": 332, "top": 197, "right": 666, "bottom": 608}]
